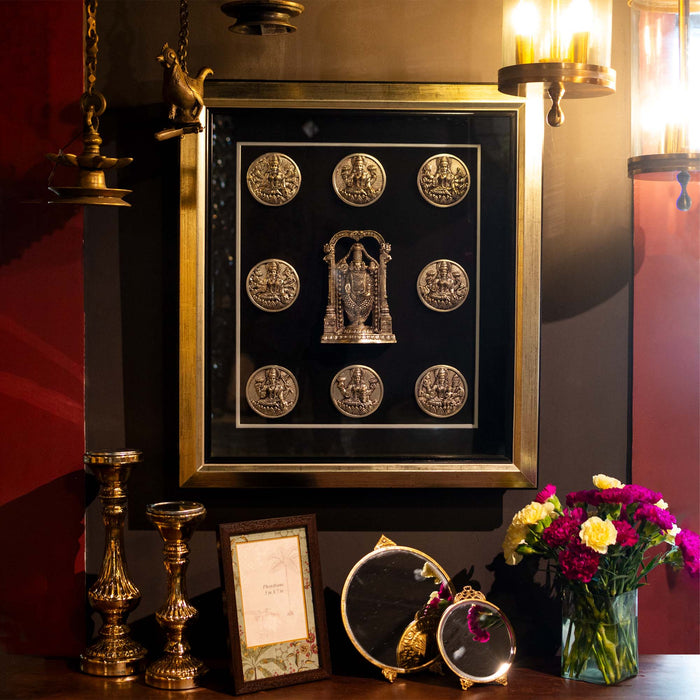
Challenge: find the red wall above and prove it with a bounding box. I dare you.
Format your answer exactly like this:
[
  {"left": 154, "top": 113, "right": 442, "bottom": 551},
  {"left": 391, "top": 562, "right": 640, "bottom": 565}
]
[
  {"left": 0, "top": 1, "right": 85, "bottom": 655},
  {"left": 633, "top": 176, "right": 700, "bottom": 653}
]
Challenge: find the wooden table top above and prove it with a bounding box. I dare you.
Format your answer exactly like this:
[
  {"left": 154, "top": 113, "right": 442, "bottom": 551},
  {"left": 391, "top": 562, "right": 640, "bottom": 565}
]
[{"left": 1, "top": 654, "right": 698, "bottom": 699}]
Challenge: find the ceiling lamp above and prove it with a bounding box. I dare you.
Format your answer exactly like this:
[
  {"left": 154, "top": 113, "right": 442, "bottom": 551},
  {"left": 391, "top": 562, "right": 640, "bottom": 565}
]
[
  {"left": 498, "top": 0, "right": 616, "bottom": 126},
  {"left": 627, "top": 1, "right": 699, "bottom": 211},
  {"left": 221, "top": 1, "right": 305, "bottom": 35},
  {"left": 47, "top": 0, "right": 132, "bottom": 206}
]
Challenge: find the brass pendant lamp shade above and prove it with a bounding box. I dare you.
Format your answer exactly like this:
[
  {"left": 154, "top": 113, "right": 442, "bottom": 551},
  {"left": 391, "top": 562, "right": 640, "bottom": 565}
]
[
  {"left": 47, "top": 0, "right": 132, "bottom": 206},
  {"left": 498, "top": 0, "right": 616, "bottom": 126},
  {"left": 627, "top": 0, "right": 699, "bottom": 211},
  {"left": 221, "top": 0, "right": 305, "bottom": 35}
]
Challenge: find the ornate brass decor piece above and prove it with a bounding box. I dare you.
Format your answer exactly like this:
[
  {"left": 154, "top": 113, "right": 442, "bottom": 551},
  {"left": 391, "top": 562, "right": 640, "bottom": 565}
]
[
  {"left": 246, "top": 258, "right": 300, "bottom": 311},
  {"left": 247, "top": 152, "right": 301, "bottom": 205},
  {"left": 246, "top": 365, "right": 299, "bottom": 418},
  {"left": 331, "top": 365, "right": 383, "bottom": 418},
  {"left": 155, "top": 0, "right": 213, "bottom": 141},
  {"left": 417, "top": 259, "right": 470, "bottom": 312},
  {"left": 322, "top": 230, "right": 396, "bottom": 344},
  {"left": 415, "top": 365, "right": 467, "bottom": 418},
  {"left": 221, "top": 0, "right": 305, "bottom": 35},
  {"left": 80, "top": 451, "right": 146, "bottom": 677},
  {"left": 418, "top": 154, "right": 470, "bottom": 207},
  {"left": 145, "top": 501, "right": 207, "bottom": 690},
  {"left": 332, "top": 153, "right": 386, "bottom": 206},
  {"left": 47, "top": 0, "right": 132, "bottom": 206},
  {"left": 396, "top": 618, "right": 435, "bottom": 670}
]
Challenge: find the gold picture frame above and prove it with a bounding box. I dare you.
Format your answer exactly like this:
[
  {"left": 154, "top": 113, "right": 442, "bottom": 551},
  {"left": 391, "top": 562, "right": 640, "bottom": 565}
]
[{"left": 179, "top": 81, "right": 543, "bottom": 488}]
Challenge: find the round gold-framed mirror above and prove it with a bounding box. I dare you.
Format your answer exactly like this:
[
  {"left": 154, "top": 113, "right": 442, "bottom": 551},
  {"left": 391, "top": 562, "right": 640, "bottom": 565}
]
[
  {"left": 436, "top": 587, "right": 516, "bottom": 690},
  {"left": 340, "top": 535, "right": 454, "bottom": 682}
]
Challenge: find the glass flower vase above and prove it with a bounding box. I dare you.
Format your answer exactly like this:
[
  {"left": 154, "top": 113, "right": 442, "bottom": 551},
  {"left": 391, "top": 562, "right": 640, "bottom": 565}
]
[{"left": 561, "top": 588, "right": 638, "bottom": 685}]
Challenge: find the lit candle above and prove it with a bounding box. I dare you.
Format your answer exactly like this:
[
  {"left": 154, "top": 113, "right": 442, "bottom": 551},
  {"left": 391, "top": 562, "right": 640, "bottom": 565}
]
[
  {"left": 512, "top": 1, "right": 539, "bottom": 64},
  {"left": 565, "top": 0, "right": 592, "bottom": 63}
]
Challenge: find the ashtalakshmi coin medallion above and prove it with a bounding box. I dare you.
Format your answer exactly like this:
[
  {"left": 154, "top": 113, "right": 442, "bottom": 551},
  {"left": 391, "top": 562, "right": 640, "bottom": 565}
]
[
  {"left": 415, "top": 365, "right": 468, "bottom": 418},
  {"left": 246, "top": 365, "right": 299, "bottom": 418},
  {"left": 247, "top": 152, "right": 301, "bottom": 206},
  {"left": 417, "top": 153, "right": 470, "bottom": 207},
  {"left": 246, "top": 259, "right": 300, "bottom": 312},
  {"left": 330, "top": 364, "right": 383, "bottom": 417},
  {"left": 332, "top": 153, "right": 386, "bottom": 207},
  {"left": 417, "top": 259, "right": 469, "bottom": 312}
]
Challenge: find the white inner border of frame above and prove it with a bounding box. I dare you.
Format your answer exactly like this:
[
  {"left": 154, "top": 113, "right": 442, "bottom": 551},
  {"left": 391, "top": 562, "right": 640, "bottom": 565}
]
[{"left": 234, "top": 141, "right": 481, "bottom": 430}]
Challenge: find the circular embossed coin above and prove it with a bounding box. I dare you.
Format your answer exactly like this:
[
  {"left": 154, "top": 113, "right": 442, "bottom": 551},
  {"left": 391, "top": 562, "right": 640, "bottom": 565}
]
[
  {"left": 415, "top": 365, "right": 468, "bottom": 418},
  {"left": 330, "top": 365, "right": 383, "bottom": 418},
  {"left": 332, "top": 153, "right": 386, "bottom": 207},
  {"left": 247, "top": 152, "right": 301, "bottom": 206},
  {"left": 417, "top": 259, "right": 470, "bottom": 312},
  {"left": 246, "top": 259, "right": 300, "bottom": 312},
  {"left": 417, "top": 153, "right": 470, "bottom": 207},
  {"left": 246, "top": 365, "right": 299, "bottom": 418}
]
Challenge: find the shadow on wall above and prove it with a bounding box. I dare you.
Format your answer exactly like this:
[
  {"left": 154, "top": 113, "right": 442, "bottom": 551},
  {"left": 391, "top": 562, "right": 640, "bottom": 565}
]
[{"left": 0, "top": 472, "right": 87, "bottom": 655}]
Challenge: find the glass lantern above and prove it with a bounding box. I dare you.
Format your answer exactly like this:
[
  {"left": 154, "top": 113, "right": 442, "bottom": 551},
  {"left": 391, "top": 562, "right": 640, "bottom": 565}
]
[
  {"left": 628, "top": 1, "right": 699, "bottom": 211},
  {"left": 499, "top": 0, "right": 616, "bottom": 126}
]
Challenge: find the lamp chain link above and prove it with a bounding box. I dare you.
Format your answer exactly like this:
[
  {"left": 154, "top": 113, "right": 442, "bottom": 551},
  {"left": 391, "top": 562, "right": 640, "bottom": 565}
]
[
  {"left": 85, "top": 0, "right": 99, "bottom": 96},
  {"left": 178, "top": 0, "right": 190, "bottom": 74}
]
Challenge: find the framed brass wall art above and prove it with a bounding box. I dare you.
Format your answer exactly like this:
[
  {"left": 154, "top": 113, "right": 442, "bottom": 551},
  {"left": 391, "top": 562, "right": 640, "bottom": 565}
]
[{"left": 179, "top": 81, "right": 543, "bottom": 488}]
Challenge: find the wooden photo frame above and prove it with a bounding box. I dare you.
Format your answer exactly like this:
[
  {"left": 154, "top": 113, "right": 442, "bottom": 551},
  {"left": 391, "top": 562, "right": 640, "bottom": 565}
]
[
  {"left": 180, "top": 81, "right": 543, "bottom": 488},
  {"left": 217, "top": 514, "right": 331, "bottom": 694}
]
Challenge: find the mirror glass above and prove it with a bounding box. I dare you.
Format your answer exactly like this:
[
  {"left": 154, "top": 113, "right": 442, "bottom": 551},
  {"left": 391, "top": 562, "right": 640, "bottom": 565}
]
[
  {"left": 437, "top": 599, "right": 516, "bottom": 682},
  {"left": 341, "top": 544, "right": 451, "bottom": 672}
]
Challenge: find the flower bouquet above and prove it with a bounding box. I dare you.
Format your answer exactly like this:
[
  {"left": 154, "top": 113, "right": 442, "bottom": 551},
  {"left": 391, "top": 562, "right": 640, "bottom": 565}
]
[{"left": 502, "top": 474, "right": 699, "bottom": 685}]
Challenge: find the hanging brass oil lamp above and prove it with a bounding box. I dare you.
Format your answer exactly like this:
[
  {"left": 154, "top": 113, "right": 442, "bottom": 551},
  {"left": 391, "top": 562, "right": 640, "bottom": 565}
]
[
  {"left": 47, "top": 0, "right": 132, "bottom": 206},
  {"left": 221, "top": 0, "right": 305, "bottom": 35}
]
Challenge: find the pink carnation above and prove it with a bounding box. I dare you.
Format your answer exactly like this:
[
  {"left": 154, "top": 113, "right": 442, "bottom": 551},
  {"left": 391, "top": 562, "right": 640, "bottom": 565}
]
[
  {"left": 542, "top": 509, "right": 585, "bottom": 548},
  {"left": 566, "top": 489, "right": 598, "bottom": 507},
  {"left": 676, "top": 529, "right": 700, "bottom": 576},
  {"left": 633, "top": 503, "right": 677, "bottom": 531},
  {"left": 613, "top": 520, "right": 639, "bottom": 547},
  {"left": 536, "top": 484, "right": 557, "bottom": 504},
  {"left": 467, "top": 605, "right": 490, "bottom": 643},
  {"left": 558, "top": 541, "right": 600, "bottom": 583}
]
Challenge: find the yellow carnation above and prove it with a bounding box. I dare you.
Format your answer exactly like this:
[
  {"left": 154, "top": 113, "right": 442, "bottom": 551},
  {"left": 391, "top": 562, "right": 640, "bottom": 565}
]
[
  {"left": 579, "top": 516, "right": 618, "bottom": 554},
  {"left": 512, "top": 500, "right": 554, "bottom": 526},
  {"left": 655, "top": 499, "right": 669, "bottom": 510},
  {"left": 665, "top": 524, "right": 681, "bottom": 544},
  {"left": 502, "top": 522, "right": 528, "bottom": 565},
  {"left": 592, "top": 473, "right": 624, "bottom": 489}
]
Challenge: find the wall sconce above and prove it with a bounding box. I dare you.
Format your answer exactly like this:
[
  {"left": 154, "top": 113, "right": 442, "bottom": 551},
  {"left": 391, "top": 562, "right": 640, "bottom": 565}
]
[
  {"left": 221, "top": 1, "right": 304, "bottom": 35},
  {"left": 47, "top": 0, "right": 132, "bottom": 206},
  {"left": 627, "top": 0, "right": 699, "bottom": 211},
  {"left": 498, "top": 0, "right": 616, "bottom": 126}
]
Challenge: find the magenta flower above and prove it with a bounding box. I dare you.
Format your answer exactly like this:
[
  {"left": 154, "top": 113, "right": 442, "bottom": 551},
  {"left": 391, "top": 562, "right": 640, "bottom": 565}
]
[
  {"left": 559, "top": 541, "right": 600, "bottom": 582},
  {"left": 613, "top": 520, "right": 639, "bottom": 547},
  {"left": 566, "top": 489, "right": 598, "bottom": 508},
  {"left": 542, "top": 509, "right": 585, "bottom": 548},
  {"left": 467, "top": 605, "right": 490, "bottom": 643},
  {"left": 536, "top": 484, "right": 557, "bottom": 504},
  {"left": 633, "top": 503, "right": 677, "bottom": 531},
  {"left": 676, "top": 529, "right": 700, "bottom": 576}
]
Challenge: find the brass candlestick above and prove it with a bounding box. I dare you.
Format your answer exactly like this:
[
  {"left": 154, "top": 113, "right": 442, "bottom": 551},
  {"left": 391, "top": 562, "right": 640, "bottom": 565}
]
[
  {"left": 145, "top": 501, "right": 207, "bottom": 690},
  {"left": 80, "top": 450, "right": 147, "bottom": 677}
]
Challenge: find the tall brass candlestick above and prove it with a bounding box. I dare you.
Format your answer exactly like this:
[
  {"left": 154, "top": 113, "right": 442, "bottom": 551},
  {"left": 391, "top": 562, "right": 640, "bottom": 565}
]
[
  {"left": 80, "top": 450, "right": 147, "bottom": 676},
  {"left": 145, "top": 501, "right": 207, "bottom": 690}
]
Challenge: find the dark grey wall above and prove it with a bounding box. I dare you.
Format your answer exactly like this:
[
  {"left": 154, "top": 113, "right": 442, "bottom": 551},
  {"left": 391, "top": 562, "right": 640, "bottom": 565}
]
[{"left": 85, "top": 0, "right": 631, "bottom": 666}]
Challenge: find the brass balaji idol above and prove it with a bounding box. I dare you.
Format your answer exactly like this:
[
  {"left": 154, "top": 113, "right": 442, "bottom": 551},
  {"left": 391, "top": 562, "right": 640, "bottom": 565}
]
[
  {"left": 332, "top": 153, "right": 386, "bottom": 206},
  {"left": 246, "top": 365, "right": 299, "bottom": 418},
  {"left": 415, "top": 365, "right": 468, "bottom": 418},
  {"left": 331, "top": 365, "right": 383, "bottom": 418},
  {"left": 418, "top": 154, "right": 470, "bottom": 207},
  {"left": 247, "top": 152, "right": 301, "bottom": 205},
  {"left": 80, "top": 451, "right": 146, "bottom": 677},
  {"left": 417, "top": 259, "right": 469, "bottom": 312},
  {"left": 246, "top": 258, "right": 300, "bottom": 311},
  {"left": 322, "top": 230, "right": 396, "bottom": 344}
]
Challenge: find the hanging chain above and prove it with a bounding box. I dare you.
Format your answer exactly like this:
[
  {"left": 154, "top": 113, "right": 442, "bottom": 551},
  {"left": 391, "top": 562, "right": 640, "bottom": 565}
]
[
  {"left": 178, "top": 0, "right": 190, "bottom": 74},
  {"left": 85, "top": 0, "right": 98, "bottom": 96}
]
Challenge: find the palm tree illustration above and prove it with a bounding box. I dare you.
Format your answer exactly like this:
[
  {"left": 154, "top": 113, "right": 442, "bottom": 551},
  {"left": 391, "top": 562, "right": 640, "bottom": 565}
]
[{"left": 269, "top": 542, "right": 300, "bottom": 614}]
